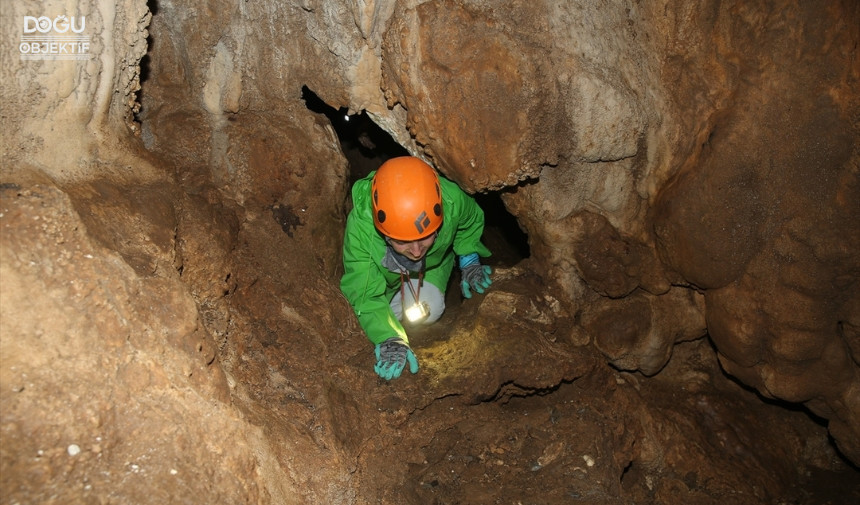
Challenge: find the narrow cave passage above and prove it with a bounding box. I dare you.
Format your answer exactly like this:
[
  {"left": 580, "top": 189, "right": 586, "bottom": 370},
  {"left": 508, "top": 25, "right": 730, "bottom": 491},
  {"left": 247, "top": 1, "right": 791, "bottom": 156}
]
[
  {"left": 474, "top": 192, "right": 530, "bottom": 269},
  {"left": 294, "top": 85, "right": 855, "bottom": 503},
  {"left": 301, "top": 86, "right": 408, "bottom": 185},
  {"left": 5, "top": 0, "right": 858, "bottom": 502},
  {"left": 301, "top": 85, "right": 530, "bottom": 270}
]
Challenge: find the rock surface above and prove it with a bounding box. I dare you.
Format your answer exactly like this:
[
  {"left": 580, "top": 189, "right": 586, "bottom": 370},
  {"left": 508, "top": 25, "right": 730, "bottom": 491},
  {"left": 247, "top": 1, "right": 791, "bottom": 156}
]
[
  {"left": 0, "top": 185, "right": 273, "bottom": 503},
  {"left": 1, "top": 0, "right": 858, "bottom": 503}
]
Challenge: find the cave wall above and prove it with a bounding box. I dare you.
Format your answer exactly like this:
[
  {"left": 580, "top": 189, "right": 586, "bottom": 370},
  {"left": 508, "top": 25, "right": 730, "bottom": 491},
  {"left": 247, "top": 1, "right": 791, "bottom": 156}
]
[
  {"left": 0, "top": 0, "right": 156, "bottom": 183},
  {"left": 139, "top": 0, "right": 860, "bottom": 463},
  {"left": 375, "top": 0, "right": 859, "bottom": 462},
  {"left": 0, "top": 1, "right": 312, "bottom": 502},
  {"left": 1, "top": 0, "right": 859, "bottom": 502},
  {"left": 653, "top": 1, "right": 860, "bottom": 457}
]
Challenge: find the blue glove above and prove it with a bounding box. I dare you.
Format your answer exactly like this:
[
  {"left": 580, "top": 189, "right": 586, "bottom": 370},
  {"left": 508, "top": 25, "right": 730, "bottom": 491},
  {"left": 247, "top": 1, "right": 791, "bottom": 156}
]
[
  {"left": 459, "top": 253, "right": 492, "bottom": 299},
  {"left": 374, "top": 337, "right": 419, "bottom": 380}
]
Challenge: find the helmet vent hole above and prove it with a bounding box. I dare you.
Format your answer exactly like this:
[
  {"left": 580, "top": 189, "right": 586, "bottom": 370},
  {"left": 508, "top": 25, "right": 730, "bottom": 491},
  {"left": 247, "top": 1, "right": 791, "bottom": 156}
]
[
  {"left": 377, "top": 210, "right": 386, "bottom": 223},
  {"left": 433, "top": 203, "right": 442, "bottom": 216}
]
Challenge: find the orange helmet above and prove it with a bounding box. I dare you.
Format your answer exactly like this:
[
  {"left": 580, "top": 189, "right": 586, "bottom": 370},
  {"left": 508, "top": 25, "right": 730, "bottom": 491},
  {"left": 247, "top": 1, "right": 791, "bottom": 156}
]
[{"left": 371, "top": 156, "right": 443, "bottom": 241}]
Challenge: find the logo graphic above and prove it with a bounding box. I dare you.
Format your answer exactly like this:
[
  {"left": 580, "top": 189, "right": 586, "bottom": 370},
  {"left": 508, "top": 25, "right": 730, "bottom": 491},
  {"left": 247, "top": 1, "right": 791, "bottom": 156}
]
[
  {"left": 20, "top": 15, "right": 91, "bottom": 61},
  {"left": 413, "top": 211, "right": 431, "bottom": 234}
]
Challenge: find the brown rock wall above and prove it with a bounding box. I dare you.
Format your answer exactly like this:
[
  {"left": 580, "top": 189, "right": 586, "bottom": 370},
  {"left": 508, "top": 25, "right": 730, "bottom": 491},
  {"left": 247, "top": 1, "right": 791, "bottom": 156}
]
[
  {"left": 654, "top": 0, "right": 860, "bottom": 459},
  {"left": 1, "top": 0, "right": 859, "bottom": 502},
  {"left": 0, "top": 0, "right": 155, "bottom": 182},
  {"left": 381, "top": 0, "right": 563, "bottom": 190},
  {"left": 0, "top": 185, "right": 276, "bottom": 504}
]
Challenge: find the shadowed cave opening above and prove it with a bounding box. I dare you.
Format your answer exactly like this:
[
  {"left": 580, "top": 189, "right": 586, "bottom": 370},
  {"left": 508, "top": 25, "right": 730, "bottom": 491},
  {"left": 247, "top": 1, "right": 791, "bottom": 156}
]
[{"left": 301, "top": 85, "right": 531, "bottom": 270}]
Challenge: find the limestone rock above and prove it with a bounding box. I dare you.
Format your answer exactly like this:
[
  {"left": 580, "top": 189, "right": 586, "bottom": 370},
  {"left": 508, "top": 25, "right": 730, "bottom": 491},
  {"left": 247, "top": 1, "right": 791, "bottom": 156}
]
[
  {"left": 0, "top": 185, "right": 274, "bottom": 504},
  {"left": 2, "top": 0, "right": 859, "bottom": 501}
]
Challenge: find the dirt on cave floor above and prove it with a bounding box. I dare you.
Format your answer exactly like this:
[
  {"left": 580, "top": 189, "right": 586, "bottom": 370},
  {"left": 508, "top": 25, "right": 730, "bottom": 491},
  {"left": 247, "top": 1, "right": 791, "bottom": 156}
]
[
  {"left": 218, "top": 219, "right": 860, "bottom": 505},
  {"left": 3, "top": 179, "right": 858, "bottom": 504}
]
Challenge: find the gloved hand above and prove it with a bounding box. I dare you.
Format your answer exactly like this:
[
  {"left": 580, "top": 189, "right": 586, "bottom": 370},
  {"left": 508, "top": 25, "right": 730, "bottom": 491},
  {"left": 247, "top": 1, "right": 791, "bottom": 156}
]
[
  {"left": 374, "top": 337, "right": 419, "bottom": 380},
  {"left": 459, "top": 253, "right": 492, "bottom": 299}
]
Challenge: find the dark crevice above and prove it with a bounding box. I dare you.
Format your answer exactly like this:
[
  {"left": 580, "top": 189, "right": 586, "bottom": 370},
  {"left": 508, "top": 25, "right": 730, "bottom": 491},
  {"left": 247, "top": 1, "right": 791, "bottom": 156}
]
[
  {"left": 302, "top": 85, "right": 530, "bottom": 268},
  {"left": 139, "top": 53, "right": 151, "bottom": 88},
  {"left": 301, "top": 85, "right": 408, "bottom": 185},
  {"left": 474, "top": 191, "right": 530, "bottom": 268},
  {"left": 141, "top": 0, "right": 159, "bottom": 83},
  {"left": 620, "top": 459, "right": 633, "bottom": 482},
  {"left": 134, "top": 0, "right": 157, "bottom": 125},
  {"left": 476, "top": 378, "right": 575, "bottom": 405}
]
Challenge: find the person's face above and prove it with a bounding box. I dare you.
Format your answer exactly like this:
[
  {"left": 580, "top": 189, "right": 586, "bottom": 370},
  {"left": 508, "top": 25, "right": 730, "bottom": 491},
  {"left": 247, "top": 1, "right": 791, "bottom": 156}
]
[{"left": 388, "top": 233, "right": 437, "bottom": 261}]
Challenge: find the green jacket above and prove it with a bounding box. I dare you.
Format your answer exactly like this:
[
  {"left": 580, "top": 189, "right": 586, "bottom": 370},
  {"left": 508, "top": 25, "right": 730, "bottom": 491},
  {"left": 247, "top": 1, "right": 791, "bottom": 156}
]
[{"left": 340, "top": 171, "right": 491, "bottom": 345}]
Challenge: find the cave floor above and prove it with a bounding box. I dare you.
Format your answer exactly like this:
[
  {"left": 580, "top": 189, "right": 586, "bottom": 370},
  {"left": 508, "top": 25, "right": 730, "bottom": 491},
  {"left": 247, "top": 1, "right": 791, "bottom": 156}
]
[
  {"left": 223, "top": 258, "right": 860, "bottom": 505},
  {"left": 2, "top": 180, "right": 857, "bottom": 504}
]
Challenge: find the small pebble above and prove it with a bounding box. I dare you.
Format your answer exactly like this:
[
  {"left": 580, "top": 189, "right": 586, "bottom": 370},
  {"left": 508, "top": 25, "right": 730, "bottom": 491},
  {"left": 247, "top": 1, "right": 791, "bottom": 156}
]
[{"left": 67, "top": 444, "right": 81, "bottom": 456}]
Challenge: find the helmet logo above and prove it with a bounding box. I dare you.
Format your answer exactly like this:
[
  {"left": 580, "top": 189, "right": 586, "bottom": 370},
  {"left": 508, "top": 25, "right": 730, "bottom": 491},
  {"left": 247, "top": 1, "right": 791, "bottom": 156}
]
[{"left": 414, "top": 211, "right": 431, "bottom": 234}]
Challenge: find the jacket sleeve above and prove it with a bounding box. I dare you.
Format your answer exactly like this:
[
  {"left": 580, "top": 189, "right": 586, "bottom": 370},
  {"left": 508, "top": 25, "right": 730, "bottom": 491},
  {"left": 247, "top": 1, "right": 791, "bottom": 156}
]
[
  {"left": 447, "top": 180, "right": 492, "bottom": 259},
  {"left": 340, "top": 208, "right": 408, "bottom": 346}
]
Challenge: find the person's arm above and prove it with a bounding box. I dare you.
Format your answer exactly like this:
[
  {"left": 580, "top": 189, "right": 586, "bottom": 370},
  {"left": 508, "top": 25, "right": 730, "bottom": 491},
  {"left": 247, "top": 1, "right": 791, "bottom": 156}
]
[
  {"left": 448, "top": 181, "right": 492, "bottom": 258},
  {"left": 340, "top": 211, "right": 408, "bottom": 345},
  {"left": 445, "top": 181, "right": 493, "bottom": 298}
]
